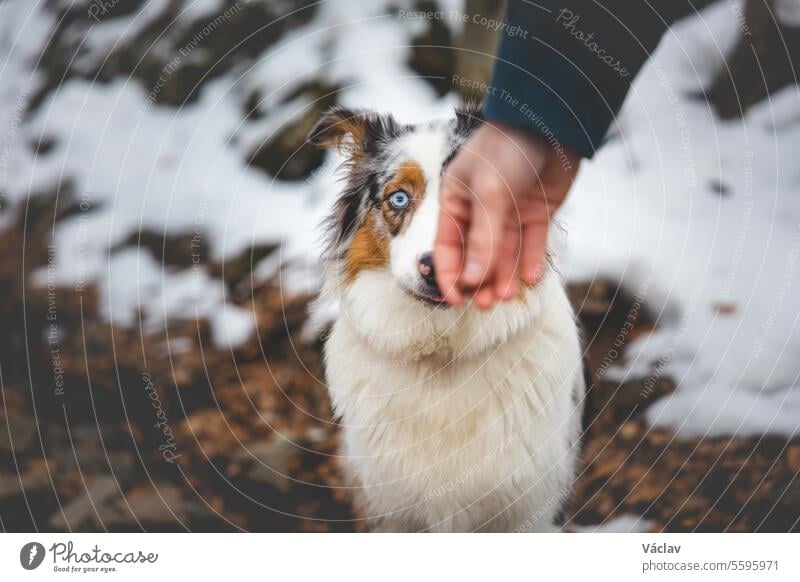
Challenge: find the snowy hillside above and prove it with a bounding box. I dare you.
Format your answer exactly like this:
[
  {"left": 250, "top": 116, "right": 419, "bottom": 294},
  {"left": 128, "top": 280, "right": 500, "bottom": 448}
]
[{"left": 1, "top": 0, "right": 798, "bottom": 441}]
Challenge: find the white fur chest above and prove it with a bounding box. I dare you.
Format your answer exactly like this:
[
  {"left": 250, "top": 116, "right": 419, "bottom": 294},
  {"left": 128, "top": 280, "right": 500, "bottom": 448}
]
[{"left": 323, "top": 274, "right": 584, "bottom": 532}]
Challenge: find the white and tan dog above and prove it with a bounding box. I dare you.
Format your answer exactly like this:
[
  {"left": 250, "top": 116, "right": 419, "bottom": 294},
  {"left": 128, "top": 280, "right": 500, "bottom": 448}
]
[{"left": 310, "top": 105, "right": 585, "bottom": 532}]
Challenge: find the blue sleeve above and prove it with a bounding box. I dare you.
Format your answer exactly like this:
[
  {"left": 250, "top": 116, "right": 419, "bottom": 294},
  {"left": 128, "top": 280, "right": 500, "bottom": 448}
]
[{"left": 483, "top": 1, "right": 696, "bottom": 157}]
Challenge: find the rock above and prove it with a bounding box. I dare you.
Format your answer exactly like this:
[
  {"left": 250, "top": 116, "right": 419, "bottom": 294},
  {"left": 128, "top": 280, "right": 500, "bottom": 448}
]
[
  {"left": 49, "top": 476, "right": 119, "bottom": 530},
  {"left": 571, "top": 281, "right": 614, "bottom": 318},
  {"left": 705, "top": 0, "right": 800, "bottom": 119},
  {"left": 48, "top": 444, "right": 133, "bottom": 479},
  {"left": 131, "top": 486, "right": 186, "bottom": 524},
  {"left": 708, "top": 179, "right": 731, "bottom": 197},
  {"left": 111, "top": 229, "right": 209, "bottom": 269},
  {"left": 247, "top": 81, "right": 340, "bottom": 181},
  {"left": 211, "top": 242, "right": 278, "bottom": 290},
  {"left": 86, "top": 0, "right": 147, "bottom": 23},
  {"left": 180, "top": 409, "right": 248, "bottom": 458},
  {"left": 104, "top": 484, "right": 186, "bottom": 527},
  {"left": 0, "top": 408, "right": 36, "bottom": 453},
  {"left": 787, "top": 445, "right": 800, "bottom": 472},
  {"left": 583, "top": 377, "right": 674, "bottom": 428},
  {"left": 34, "top": 1, "right": 317, "bottom": 110},
  {"left": 0, "top": 468, "right": 51, "bottom": 500},
  {"left": 619, "top": 421, "right": 639, "bottom": 439},
  {"left": 712, "top": 301, "right": 737, "bottom": 315},
  {"left": 408, "top": 1, "right": 456, "bottom": 97},
  {"left": 31, "top": 135, "right": 57, "bottom": 156},
  {"left": 231, "top": 434, "right": 300, "bottom": 492}
]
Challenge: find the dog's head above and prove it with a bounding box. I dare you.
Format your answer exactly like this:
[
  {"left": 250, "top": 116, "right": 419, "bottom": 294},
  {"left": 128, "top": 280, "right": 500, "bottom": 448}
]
[
  {"left": 310, "top": 104, "right": 547, "bottom": 357},
  {"left": 310, "top": 104, "right": 481, "bottom": 306}
]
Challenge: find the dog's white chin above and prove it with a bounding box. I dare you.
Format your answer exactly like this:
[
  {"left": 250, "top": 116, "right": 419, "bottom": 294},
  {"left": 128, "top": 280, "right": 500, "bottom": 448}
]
[{"left": 337, "top": 269, "right": 546, "bottom": 360}]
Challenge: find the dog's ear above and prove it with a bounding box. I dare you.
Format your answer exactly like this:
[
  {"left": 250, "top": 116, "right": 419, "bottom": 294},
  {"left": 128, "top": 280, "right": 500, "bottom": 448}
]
[
  {"left": 308, "top": 106, "right": 399, "bottom": 156},
  {"left": 308, "top": 106, "right": 366, "bottom": 150}
]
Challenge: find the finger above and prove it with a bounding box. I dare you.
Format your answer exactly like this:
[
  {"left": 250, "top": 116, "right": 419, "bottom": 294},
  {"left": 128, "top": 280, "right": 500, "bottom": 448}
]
[
  {"left": 517, "top": 157, "right": 576, "bottom": 285},
  {"left": 472, "top": 285, "right": 496, "bottom": 310},
  {"left": 520, "top": 219, "right": 549, "bottom": 285},
  {"left": 461, "top": 175, "right": 510, "bottom": 289},
  {"left": 434, "top": 183, "right": 471, "bottom": 306},
  {"left": 494, "top": 220, "right": 521, "bottom": 301}
]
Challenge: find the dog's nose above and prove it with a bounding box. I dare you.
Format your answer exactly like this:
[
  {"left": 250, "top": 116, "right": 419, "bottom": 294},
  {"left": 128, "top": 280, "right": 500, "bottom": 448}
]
[{"left": 418, "top": 253, "right": 437, "bottom": 287}]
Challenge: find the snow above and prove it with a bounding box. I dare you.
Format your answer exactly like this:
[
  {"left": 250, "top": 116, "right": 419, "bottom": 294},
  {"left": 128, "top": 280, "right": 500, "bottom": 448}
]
[
  {"left": 574, "top": 514, "right": 654, "bottom": 533},
  {"left": 1, "top": 0, "right": 799, "bottom": 434},
  {"left": 561, "top": 1, "right": 800, "bottom": 437},
  {"left": 0, "top": 1, "right": 54, "bottom": 219},
  {"left": 208, "top": 304, "right": 257, "bottom": 350},
  {"left": 776, "top": 0, "right": 800, "bottom": 26}
]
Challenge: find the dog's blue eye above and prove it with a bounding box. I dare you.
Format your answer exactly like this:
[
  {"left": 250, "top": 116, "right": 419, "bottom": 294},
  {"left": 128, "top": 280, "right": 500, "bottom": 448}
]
[{"left": 388, "top": 190, "right": 410, "bottom": 210}]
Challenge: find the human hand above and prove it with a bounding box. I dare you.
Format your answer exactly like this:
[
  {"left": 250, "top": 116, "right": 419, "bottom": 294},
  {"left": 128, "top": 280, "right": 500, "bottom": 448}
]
[{"left": 433, "top": 121, "right": 580, "bottom": 309}]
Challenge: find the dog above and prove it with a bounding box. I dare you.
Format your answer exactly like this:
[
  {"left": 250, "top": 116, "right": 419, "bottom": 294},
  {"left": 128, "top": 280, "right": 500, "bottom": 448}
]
[{"left": 309, "top": 104, "right": 585, "bottom": 532}]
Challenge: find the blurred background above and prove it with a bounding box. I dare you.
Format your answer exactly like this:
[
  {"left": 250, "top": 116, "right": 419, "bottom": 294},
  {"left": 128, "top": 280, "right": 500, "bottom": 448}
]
[{"left": 1, "top": 0, "right": 799, "bottom": 532}]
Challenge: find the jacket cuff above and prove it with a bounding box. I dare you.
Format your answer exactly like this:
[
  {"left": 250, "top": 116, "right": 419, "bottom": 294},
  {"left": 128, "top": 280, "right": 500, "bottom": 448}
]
[
  {"left": 480, "top": 0, "right": 674, "bottom": 159},
  {"left": 482, "top": 34, "right": 618, "bottom": 159},
  {"left": 483, "top": 64, "right": 603, "bottom": 158}
]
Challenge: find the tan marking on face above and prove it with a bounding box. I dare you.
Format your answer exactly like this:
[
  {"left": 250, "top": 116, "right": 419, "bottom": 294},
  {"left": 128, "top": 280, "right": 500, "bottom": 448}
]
[
  {"left": 345, "top": 213, "right": 389, "bottom": 283},
  {"left": 381, "top": 161, "right": 427, "bottom": 235}
]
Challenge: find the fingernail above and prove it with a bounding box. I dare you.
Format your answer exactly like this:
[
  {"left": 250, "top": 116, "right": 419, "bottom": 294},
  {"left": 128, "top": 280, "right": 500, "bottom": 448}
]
[{"left": 464, "top": 260, "right": 482, "bottom": 280}]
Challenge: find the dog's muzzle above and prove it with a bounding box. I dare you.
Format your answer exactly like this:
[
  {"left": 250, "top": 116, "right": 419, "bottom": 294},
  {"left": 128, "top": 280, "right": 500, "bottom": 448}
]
[{"left": 415, "top": 253, "right": 446, "bottom": 306}]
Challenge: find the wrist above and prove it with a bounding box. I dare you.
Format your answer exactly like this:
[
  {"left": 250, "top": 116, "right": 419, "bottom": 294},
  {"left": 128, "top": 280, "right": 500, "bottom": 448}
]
[{"left": 489, "top": 120, "right": 580, "bottom": 165}]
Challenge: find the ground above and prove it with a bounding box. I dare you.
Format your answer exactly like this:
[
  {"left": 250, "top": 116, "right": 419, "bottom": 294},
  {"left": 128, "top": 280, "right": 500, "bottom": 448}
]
[
  {"left": 1, "top": 202, "right": 797, "bottom": 532},
  {"left": 1, "top": 0, "right": 798, "bottom": 533}
]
